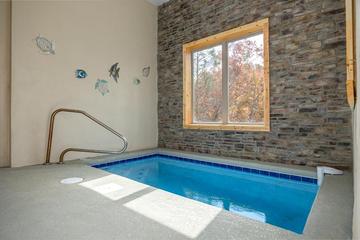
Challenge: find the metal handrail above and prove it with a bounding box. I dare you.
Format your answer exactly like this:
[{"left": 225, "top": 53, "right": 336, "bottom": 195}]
[{"left": 44, "top": 108, "right": 128, "bottom": 164}]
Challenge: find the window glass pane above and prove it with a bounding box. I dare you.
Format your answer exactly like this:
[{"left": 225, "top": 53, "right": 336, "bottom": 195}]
[
  {"left": 228, "top": 33, "right": 264, "bottom": 123},
  {"left": 192, "top": 45, "right": 223, "bottom": 123}
]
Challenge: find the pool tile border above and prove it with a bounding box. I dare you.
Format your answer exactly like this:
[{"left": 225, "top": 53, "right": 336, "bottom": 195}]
[{"left": 92, "top": 154, "right": 317, "bottom": 185}]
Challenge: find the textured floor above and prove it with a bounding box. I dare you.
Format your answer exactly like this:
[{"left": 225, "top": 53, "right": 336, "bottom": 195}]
[{"left": 0, "top": 153, "right": 353, "bottom": 240}]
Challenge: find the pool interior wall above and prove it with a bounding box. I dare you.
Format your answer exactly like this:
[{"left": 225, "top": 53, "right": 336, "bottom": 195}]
[{"left": 93, "top": 154, "right": 318, "bottom": 234}]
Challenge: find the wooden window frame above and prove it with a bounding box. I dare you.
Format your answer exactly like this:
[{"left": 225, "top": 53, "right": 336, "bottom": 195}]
[{"left": 183, "top": 18, "right": 270, "bottom": 131}]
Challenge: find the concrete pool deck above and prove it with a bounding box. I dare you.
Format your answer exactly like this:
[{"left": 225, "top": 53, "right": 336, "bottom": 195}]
[{"left": 0, "top": 149, "right": 353, "bottom": 240}]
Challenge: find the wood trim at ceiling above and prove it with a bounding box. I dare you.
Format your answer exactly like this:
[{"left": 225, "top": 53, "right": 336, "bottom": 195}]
[{"left": 346, "top": 0, "right": 357, "bottom": 109}]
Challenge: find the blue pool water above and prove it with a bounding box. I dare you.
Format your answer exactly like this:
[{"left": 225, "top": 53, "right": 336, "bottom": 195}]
[{"left": 95, "top": 155, "right": 318, "bottom": 234}]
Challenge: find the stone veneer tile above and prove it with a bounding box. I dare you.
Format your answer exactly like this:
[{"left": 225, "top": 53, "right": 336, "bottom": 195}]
[{"left": 157, "top": 0, "right": 352, "bottom": 167}]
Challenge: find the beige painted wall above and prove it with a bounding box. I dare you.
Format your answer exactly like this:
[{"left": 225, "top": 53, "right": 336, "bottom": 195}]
[
  {"left": 11, "top": 0, "right": 158, "bottom": 167},
  {"left": 0, "top": 0, "right": 11, "bottom": 167},
  {"left": 354, "top": 0, "right": 360, "bottom": 239}
]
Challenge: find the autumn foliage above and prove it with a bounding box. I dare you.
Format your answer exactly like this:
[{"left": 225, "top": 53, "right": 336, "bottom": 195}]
[{"left": 193, "top": 34, "right": 264, "bottom": 124}]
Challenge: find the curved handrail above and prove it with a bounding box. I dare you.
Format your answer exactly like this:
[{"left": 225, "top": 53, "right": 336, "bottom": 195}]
[{"left": 44, "top": 108, "right": 128, "bottom": 164}]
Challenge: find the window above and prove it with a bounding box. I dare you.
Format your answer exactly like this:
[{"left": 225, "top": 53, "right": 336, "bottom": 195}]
[{"left": 183, "top": 18, "right": 270, "bottom": 131}]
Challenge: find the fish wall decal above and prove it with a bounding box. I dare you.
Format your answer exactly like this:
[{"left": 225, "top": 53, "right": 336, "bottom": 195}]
[
  {"left": 142, "top": 66, "right": 150, "bottom": 77},
  {"left": 109, "top": 63, "right": 120, "bottom": 83},
  {"left": 133, "top": 78, "right": 141, "bottom": 85},
  {"left": 75, "top": 69, "right": 88, "bottom": 79},
  {"left": 34, "top": 35, "right": 55, "bottom": 55}
]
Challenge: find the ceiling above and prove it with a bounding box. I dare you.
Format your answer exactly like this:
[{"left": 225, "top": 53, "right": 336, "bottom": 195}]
[{"left": 146, "top": 0, "right": 169, "bottom": 6}]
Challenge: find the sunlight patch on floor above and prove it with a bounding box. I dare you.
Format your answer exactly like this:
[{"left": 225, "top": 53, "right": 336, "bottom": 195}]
[
  {"left": 124, "top": 189, "right": 221, "bottom": 239},
  {"left": 79, "top": 174, "right": 148, "bottom": 200}
]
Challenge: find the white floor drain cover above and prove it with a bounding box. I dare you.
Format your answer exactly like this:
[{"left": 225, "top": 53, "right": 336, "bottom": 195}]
[{"left": 60, "top": 177, "right": 83, "bottom": 184}]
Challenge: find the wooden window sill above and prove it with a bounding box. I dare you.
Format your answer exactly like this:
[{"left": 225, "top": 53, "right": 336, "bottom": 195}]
[{"left": 183, "top": 123, "right": 270, "bottom": 132}]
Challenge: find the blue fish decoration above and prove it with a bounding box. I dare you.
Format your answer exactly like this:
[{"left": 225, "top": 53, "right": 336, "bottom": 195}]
[{"left": 75, "top": 69, "right": 88, "bottom": 79}]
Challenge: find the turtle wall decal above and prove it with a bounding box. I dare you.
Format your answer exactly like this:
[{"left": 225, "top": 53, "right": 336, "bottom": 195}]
[{"left": 95, "top": 79, "right": 110, "bottom": 96}]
